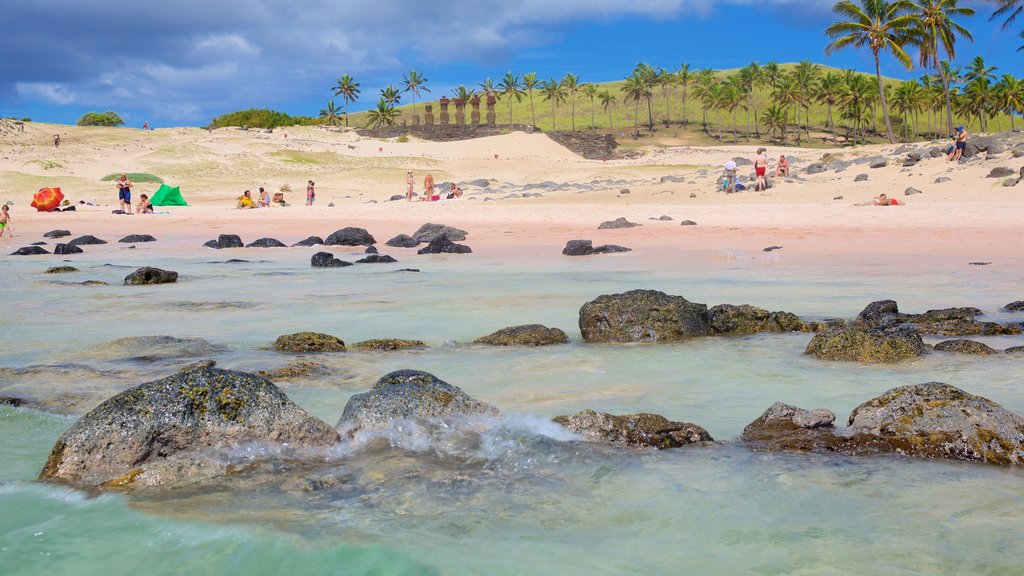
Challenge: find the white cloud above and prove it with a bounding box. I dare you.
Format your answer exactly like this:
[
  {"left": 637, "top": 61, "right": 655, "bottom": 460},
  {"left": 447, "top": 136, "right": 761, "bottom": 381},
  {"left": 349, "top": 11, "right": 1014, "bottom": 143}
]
[{"left": 15, "top": 83, "right": 78, "bottom": 105}]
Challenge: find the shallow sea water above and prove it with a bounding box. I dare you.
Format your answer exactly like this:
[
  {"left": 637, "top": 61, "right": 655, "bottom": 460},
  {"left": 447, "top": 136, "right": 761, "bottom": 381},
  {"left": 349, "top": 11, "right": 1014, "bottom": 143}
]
[{"left": 2, "top": 241, "right": 1023, "bottom": 575}]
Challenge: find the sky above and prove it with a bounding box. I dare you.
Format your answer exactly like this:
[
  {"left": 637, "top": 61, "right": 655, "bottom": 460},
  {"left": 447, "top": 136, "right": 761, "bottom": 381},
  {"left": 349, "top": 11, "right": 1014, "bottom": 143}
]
[{"left": 1, "top": 0, "right": 1021, "bottom": 128}]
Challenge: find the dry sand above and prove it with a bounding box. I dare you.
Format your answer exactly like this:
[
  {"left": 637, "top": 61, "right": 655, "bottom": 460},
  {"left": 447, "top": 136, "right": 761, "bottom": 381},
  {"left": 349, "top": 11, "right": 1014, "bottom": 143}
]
[{"left": 2, "top": 122, "right": 1023, "bottom": 262}]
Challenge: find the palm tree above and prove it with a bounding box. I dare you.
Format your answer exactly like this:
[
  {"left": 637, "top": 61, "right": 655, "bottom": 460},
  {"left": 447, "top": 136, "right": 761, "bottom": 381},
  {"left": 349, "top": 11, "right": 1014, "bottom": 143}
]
[
  {"left": 541, "top": 79, "right": 567, "bottom": 132},
  {"left": 621, "top": 74, "right": 649, "bottom": 137},
  {"left": 562, "top": 73, "right": 581, "bottom": 132},
  {"left": 677, "top": 63, "right": 692, "bottom": 125},
  {"left": 990, "top": 0, "right": 1024, "bottom": 49},
  {"left": 401, "top": 70, "right": 430, "bottom": 120},
  {"left": 764, "top": 61, "right": 782, "bottom": 93},
  {"left": 380, "top": 85, "right": 401, "bottom": 106},
  {"left": 825, "top": 0, "right": 919, "bottom": 144},
  {"left": 694, "top": 68, "right": 717, "bottom": 133},
  {"left": 478, "top": 78, "right": 498, "bottom": 98},
  {"left": 582, "top": 83, "right": 599, "bottom": 129},
  {"left": 451, "top": 85, "right": 476, "bottom": 101},
  {"left": 994, "top": 74, "right": 1024, "bottom": 130},
  {"left": 366, "top": 98, "right": 399, "bottom": 129},
  {"left": 817, "top": 72, "right": 843, "bottom": 142},
  {"left": 331, "top": 74, "right": 360, "bottom": 127},
  {"left": 632, "top": 63, "right": 659, "bottom": 131},
  {"left": 963, "top": 55, "right": 996, "bottom": 83},
  {"left": 962, "top": 76, "right": 995, "bottom": 131},
  {"left": 774, "top": 74, "right": 804, "bottom": 144},
  {"left": 319, "top": 100, "right": 343, "bottom": 126},
  {"left": 840, "top": 72, "right": 876, "bottom": 143},
  {"left": 497, "top": 72, "right": 525, "bottom": 127},
  {"left": 657, "top": 68, "right": 677, "bottom": 126},
  {"left": 914, "top": 0, "right": 974, "bottom": 135},
  {"left": 738, "top": 63, "right": 761, "bottom": 138},
  {"left": 523, "top": 73, "right": 540, "bottom": 127},
  {"left": 794, "top": 60, "right": 822, "bottom": 140},
  {"left": 599, "top": 90, "right": 617, "bottom": 133},
  {"left": 718, "top": 76, "right": 744, "bottom": 142},
  {"left": 892, "top": 80, "right": 924, "bottom": 140},
  {"left": 762, "top": 105, "right": 788, "bottom": 143}
]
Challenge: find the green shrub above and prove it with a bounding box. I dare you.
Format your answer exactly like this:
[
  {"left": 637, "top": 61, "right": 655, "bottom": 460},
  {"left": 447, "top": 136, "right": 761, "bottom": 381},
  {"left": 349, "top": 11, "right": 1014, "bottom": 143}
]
[
  {"left": 397, "top": 134, "right": 409, "bottom": 143},
  {"left": 208, "top": 108, "right": 321, "bottom": 129},
  {"left": 20, "top": 117, "right": 31, "bottom": 122},
  {"left": 100, "top": 172, "right": 164, "bottom": 183},
  {"left": 77, "top": 111, "right": 125, "bottom": 127}
]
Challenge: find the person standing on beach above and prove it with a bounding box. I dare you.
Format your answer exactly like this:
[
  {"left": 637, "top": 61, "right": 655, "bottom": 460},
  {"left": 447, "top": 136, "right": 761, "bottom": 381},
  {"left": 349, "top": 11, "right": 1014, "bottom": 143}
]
[
  {"left": 53, "top": 134, "right": 60, "bottom": 148},
  {"left": 406, "top": 171, "right": 415, "bottom": 202},
  {"left": 0, "top": 205, "right": 12, "bottom": 238},
  {"left": 116, "top": 173, "right": 133, "bottom": 213},
  {"left": 950, "top": 126, "right": 968, "bottom": 163},
  {"left": 306, "top": 180, "right": 315, "bottom": 206},
  {"left": 754, "top": 148, "right": 769, "bottom": 192},
  {"left": 423, "top": 173, "right": 435, "bottom": 202}
]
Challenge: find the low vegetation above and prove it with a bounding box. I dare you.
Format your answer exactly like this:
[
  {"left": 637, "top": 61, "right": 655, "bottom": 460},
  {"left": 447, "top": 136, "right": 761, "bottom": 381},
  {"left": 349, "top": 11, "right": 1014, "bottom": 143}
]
[
  {"left": 77, "top": 111, "right": 124, "bottom": 127},
  {"left": 100, "top": 172, "right": 164, "bottom": 183},
  {"left": 208, "top": 108, "right": 320, "bottom": 129}
]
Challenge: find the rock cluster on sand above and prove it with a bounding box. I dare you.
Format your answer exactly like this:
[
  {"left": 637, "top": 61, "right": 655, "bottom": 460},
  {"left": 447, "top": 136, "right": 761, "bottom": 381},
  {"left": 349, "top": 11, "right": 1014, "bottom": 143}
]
[
  {"left": 554, "top": 409, "right": 712, "bottom": 449},
  {"left": 124, "top": 267, "right": 178, "bottom": 285},
  {"left": 562, "top": 239, "right": 632, "bottom": 256},
  {"left": 337, "top": 369, "right": 498, "bottom": 432},
  {"left": 119, "top": 234, "right": 157, "bottom": 243},
  {"left": 743, "top": 383, "right": 1024, "bottom": 466},
  {"left": 273, "top": 332, "right": 346, "bottom": 352},
  {"left": 474, "top": 324, "right": 569, "bottom": 346},
  {"left": 598, "top": 217, "right": 641, "bottom": 230},
  {"left": 38, "top": 366, "right": 340, "bottom": 488}
]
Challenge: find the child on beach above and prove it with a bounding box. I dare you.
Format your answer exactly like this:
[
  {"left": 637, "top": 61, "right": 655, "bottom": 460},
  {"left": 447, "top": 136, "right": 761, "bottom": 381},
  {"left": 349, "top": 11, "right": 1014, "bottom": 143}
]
[
  {"left": 406, "top": 171, "right": 415, "bottom": 202},
  {"left": 306, "top": 181, "right": 315, "bottom": 206},
  {"left": 0, "top": 205, "right": 12, "bottom": 238},
  {"left": 136, "top": 194, "right": 153, "bottom": 214},
  {"left": 116, "top": 174, "right": 133, "bottom": 213},
  {"left": 258, "top": 187, "right": 271, "bottom": 207}
]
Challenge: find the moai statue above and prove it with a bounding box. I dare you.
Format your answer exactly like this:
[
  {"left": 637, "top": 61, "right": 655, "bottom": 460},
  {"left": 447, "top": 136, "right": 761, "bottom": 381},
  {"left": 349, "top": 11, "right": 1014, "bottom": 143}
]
[
  {"left": 486, "top": 95, "right": 497, "bottom": 125},
  {"left": 438, "top": 97, "right": 449, "bottom": 126},
  {"left": 454, "top": 98, "right": 466, "bottom": 125},
  {"left": 424, "top": 103, "right": 435, "bottom": 126},
  {"left": 470, "top": 95, "right": 481, "bottom": 125}
]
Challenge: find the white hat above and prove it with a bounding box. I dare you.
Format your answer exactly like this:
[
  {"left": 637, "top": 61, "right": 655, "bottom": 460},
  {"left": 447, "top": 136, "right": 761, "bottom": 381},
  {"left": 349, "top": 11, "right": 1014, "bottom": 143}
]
[{"left": 725, "top": 161, "right": 737, "bottom": 170}]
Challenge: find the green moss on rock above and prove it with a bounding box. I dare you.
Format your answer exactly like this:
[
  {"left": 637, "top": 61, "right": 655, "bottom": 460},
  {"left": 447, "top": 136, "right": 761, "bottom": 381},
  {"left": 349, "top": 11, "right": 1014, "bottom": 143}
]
[
  {"left": 804, "top": 326, "right": 926, "bottom": 363},
  {"left": 474, "top": 325, "right": 569, "bottom": 346},
  {"left": 351, "top": 339, "right": 427, "bottom": 351},
  {"left": 273, "top": 332, "right": 346, "bottom": 353}
]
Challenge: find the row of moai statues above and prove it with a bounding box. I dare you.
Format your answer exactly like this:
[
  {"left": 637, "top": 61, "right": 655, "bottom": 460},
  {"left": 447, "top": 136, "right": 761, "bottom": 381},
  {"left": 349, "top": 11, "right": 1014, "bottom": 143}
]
[{"left": 414, "top": 95, "right": 498, "bottom": 126}]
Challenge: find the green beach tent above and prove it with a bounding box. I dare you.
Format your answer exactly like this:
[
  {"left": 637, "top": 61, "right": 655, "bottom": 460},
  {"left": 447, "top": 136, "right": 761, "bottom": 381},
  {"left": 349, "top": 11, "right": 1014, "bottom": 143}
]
[{"left": 149, "top": 184, "right": 188, "bottom": 206}]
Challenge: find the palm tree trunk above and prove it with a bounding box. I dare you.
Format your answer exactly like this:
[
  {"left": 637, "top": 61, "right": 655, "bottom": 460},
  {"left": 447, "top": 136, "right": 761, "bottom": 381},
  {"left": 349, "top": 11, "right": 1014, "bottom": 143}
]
[
  {"left": 509, "top": 100, "right": 513, "bottom": 128},
  {"left": 529, "top": 92, "right": 537, "bottom": 127},
  {"left": 552, "top": 103, "right": 557, "bottom": 132},
  {"left": 827, "top": 104, "right": 835, "bottom": 144},
  {"left": 647, "top": 98, "right": 654, "bottom": 132},
  {"left": 634, "top": 101, "right": 640, "bottom": 137},
  {"left": 344, "top": 100, "right": 350, "bottom": 127},
  {"left": 571, "top": 97, "right": 576, "bottom": 132},
  {"left": 608, "top": 110, "right": 614, "bottom": 133},
  {"left": 941, "top": 71, "right": 953, "bottom": 135},
  {"left": 682, "top": 88, "right": 688, "bottom": 125},
  {"left": 591, "top": 97, "right": 596, "bottom": 130},
  {"left": 874, "top": 54, "right": 896, "bottom": 143},
  {"left": 664, "top": 90, "right": 671, "bottom": 125}
]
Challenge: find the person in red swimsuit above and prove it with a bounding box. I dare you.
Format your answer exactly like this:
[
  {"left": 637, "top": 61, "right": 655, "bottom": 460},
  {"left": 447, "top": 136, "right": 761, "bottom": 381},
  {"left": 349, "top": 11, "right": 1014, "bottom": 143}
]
[{"left": 754, "top": 147, "right": 768, "bottom": 191}]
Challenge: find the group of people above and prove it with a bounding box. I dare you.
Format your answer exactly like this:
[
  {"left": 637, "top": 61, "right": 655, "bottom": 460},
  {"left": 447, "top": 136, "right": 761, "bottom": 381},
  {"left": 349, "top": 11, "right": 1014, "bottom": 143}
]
[
  {"left": 238, "top": 187, "right": 287, "bottom": 209},
  {"left": 114, "top": 173, "right": 153, "bottom": 214},
  {"left": 722, "top": 148, "right": 788, "bottom": 193},
  {"left": 406, "top": 171, "right": 462, "bottom": 202},
  {"left": 948, "top": 126, "right": 969, "bottom": 162}
]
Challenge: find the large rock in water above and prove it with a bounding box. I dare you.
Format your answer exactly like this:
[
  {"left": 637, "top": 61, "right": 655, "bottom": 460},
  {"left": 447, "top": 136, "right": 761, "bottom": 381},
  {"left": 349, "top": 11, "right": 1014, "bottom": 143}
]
[
  {"left": 273, "top": 332, "right": 346, "bottom": 352},
  {"left": 311, "top": 252, "right": 352, "bottom": 268},
  {"left": 67, "top": 235, "right": 107, "bottom": 247},
  {"left": 337, "top": 369, "right": 498, "bottom": 432},
  {"left": 10, "top": 246, "right": 49, "bottom": 256},
  {"left": 417, "top": 236, "right": 472, "bottom": 254},
  {"left": 708, "top": 304, "right": 806, "bottom": 335},
  {"left": 203, "top": 234, "right": 244, "bottom": 249},
  {"left": 743, "top": 383, "right": 1024, "bottom": 465},
  {"left": 804, "top": 326, "right": 925, "bottom": 362},
  {"left": 54, "top": 243, "right": 83, "bottom": 255},
  {"left": 124, "top": 267, "right": 178, "bottom": 285},
  {"left": 325, "top": 227, "right": 376, "bottom": 246},
  {"left": 291, "top": 236, "right": 324, "bottom": 247},
  {"left": 245, "top": 237, "right": 287, "bottom": 248},
  {"left": 554, "top": 409, "right": 712, "bottom": 449},
  {"left": 474, "top": 324, "right": 569, "bottom": 346},
  {"left": 853, "top": 299, "right": 1020, "bottom": 336},
  {"left": 38, "top": 366, "right": 340, "bottom": 488},
  {"left": 412, "top": 223, "right": 468, "bottom": 243},
  {"left": 385, "top": 234, "right": 419, "bottom": 248},
  {"left": 933, "top": 339, "right": 1000, "bottom": 355},
  {"left": 351, "top": 339, "right": 427, "bottom": 351},
  {"left": 578, "top": 290, "right": 712, "bottom": 343}
]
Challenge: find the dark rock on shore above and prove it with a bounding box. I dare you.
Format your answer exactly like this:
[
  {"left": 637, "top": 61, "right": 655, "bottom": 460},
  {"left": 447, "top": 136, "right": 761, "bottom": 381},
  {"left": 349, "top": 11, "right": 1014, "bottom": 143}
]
[
  {"left": 987, "top": 167, "right": 1016, "bottom": 178},
  {"left": 337, "top": 369, "right": 498, "bottom": 431},
  {"left": 245, "top": 238, "right": 287, "bottom": 248},
  {"left": 554, "top": 409, "right": 712, "bottom": 449},
  {"left": 474, "top": 324, "right": 569, "bottom": 346},
  {"left": 203, "top": 234, "right": 244, "bottom": 249},
  {"left": 417, "top": 236, "right": 472, "bottom": 254},
  {"left": 273, "top": 332, "right": 346, "bottom": 353},
  {"left": 67, "top": 235, "right": 107, "bottom": 247},
  {"left": 11, "top": 246, "right": 49, "bottom": 255},
  {"left": 119, "top": 234, "right": 157, "bottom": 243},
  {"left": 869, "top": 158, "right": 888, "bottom": 169},
  {"left": 563, "top": 240, "right": 595, "bottom": 256},
  {"left": 124, "top": 267, "right": 178, "bottom": 285},
  {"left": 325, "top": 227, "right": 375, "bottom": 246},
  {"left": 412, "top": 223, "right": 468, "bottom": 243},
  {"left": 854, "top": 174, "right": 868, "bottom": 182},
  {"left": 291, "top": 236, "right": 324, "bottom": 247},
  {"left": 38, "top": 366, "right": 340, "bottom": 488},
  {"left": 53, "top": 243, "right": 83, "bottom": 255},
  {"left": 854, "top": 300, "right": 1021, "bottom": 336},
  {"left": 804, "top": 326, "right": 926, "bottom": 362},
  {"left": 934, "top": 339, "right": 1000, "bottom": 355},
  {"left": 43, "top": 229, "right": 71, "bottom": 239},
  {"left": 592, "top": 244, "right": 631, "bottom": 254},
  {"left": 351, "top": 339, "right": 427, "bottom": 351},
  {"left": 386, "top": 234, "right": 419, "bottom": 248},
  {"left": 709, "top": 304, "right": 805, "bottom": 336},
  {"left": 680, "top": 220, "right": 697, "bottom": 226},
  {"left": 45, "top": 266, "right": 79, "bottom": 274},
  {"left": 364, "top": 245, "right": 378, "bottom": 254},
  {"left": 598, "top": 217, "right": 641, "bottom": 230},
  {"left": 356, "top": 254, "right": 398, "bottom": 264},
  {"left": 904, "top": 187, "right": 922, "bottom": 196},
  {"left": 579, "top": 290, "right": 712, "bottom": 343},
  {"left": 311, "top": 252, "right": 352, "bottom": 268}
]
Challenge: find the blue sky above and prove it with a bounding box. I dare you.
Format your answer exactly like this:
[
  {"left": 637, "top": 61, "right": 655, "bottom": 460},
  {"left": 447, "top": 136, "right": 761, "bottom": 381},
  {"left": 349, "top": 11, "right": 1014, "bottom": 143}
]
[{"left": 1, "top": 0, "right": 1020, "bottom": 128}]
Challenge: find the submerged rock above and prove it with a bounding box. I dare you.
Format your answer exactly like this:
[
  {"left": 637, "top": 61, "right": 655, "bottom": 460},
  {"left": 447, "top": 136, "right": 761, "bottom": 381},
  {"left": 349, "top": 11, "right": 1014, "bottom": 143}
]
[
  {"left": 124, "top": 267, "right": 178, "bottom": 285},
  {"left": 474, "top": 325, "right": 569, "bottom": 346},
  {"left": 325, "top": 227, "right": 376, "bottom": 246},
  {"left": 578, "top": 290, "right": 712, "bottom": 343},
  {"left": 351, "top": 339, "right": 427, "bottom": 351},
  {"left": 853, "top": 300, "right": 1020, "bottom": 336},
  {"left": 933, "top": 339, "right": 1000, "bottom": 355},
  {"left": 417, "top": 236, "right": 472, "bottom": 254},
  {"left": 119, "top": 234, "right": 157, "bottom": 243},
  {"left": 412, "top": 223, "right": 468, "bottom": 243},
  {"left": 256, "top": 360, "right": 330, "bottom": 381},
  {"left": 291, "top": 236, "right": 324, "bottom": 247},
  {"left": 10, "top": 246, "right": 49, "bottom": 255},
  {"left": 311, "top": 252, "right": 352, "bottom": 268},
  {"left": 53, "top": 243, "right": 83, "bottom": 255},
  {"left": 39, "top": 366, "right": 340, "bottom": 488},
  {"left": 708, "top": 304, "right": 805, "bottom": 335},
  {"left": 337, "top": 369, "right": 498, "bottom": 431},
  {"left": 554, "top": 409, "right": 712, "bottom": 449},
  {"left": 273, "top": 332, "right": 346, "bottom": 353},
  {"left": 804, "top": 326, "right": 926, "bottom": 362},
  {"left": 95, "top": 335, "right": 222, "bottom": 361},
  {"left": 1004, "top": 301, "right": 1024, "bottom": 312},
  {"left": 385, "top": 234, "right": 419, "bottom": 248},
  {"left": 245, "top": 238, "right": 287, "bottom": 248},
  {"left": 45, "top": 266, "right": 79, "bottom": 274}
]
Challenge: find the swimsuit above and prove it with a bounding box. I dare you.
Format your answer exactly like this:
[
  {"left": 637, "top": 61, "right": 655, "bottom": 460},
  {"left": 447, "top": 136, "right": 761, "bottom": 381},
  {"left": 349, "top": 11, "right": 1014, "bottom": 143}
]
[
  {"left": 118, "top": 186, "right": 131, "bottom": 203},
  {"left": 0, "top": 221, "right": 6, "bottom": 230},
  {"left": 956, "top": 141, "right": 966, "bottom": 150}
]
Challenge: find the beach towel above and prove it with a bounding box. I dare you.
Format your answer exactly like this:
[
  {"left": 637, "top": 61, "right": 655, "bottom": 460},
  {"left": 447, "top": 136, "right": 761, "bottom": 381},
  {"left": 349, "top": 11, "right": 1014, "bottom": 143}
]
[{"left": 150, "top": 184, "right": 188, "bottom": 206}]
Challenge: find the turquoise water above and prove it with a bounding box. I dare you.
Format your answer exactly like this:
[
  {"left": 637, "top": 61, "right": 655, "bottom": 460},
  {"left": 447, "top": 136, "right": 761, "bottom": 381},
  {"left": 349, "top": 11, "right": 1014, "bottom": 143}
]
[{"left": 2, "top": 241, "right": 1023, "bottom": 575}]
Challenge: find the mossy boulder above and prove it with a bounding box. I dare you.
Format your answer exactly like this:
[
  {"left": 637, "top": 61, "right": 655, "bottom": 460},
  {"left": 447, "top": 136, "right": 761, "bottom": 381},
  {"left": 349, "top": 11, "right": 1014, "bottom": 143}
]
[
  {"left": 474, "top": 324, "right": 569, "bottom": 346},
  {"left": 45, "top": 266, "right": 79, "bottom": 274},
  {"left": 853, "top": 300, "right": 1020, "bottom": 336},
  {"left": 273, "top": 332, "right": 346, "bottom": 353},
  {"left": 1005, "top": 301, "right": 1024, "bottom": 312},
  {"left": 741, "top": 403, "right": 839, "bottom": 452},
  {"left": 38, "top": 366, "right": 340, "bottom": 489},
  {"left": 256, "top": 360, "right": 329, "bottom": 381},
  {"left": 804, "top": 326, "right": 926, "bottom": 362},
  {"left": 578, "top": 289, "right": 712, "bottom": 343},
  {"left": 124, "top": 267, "right": 178, "bottom": 285},
  {"left": 554, "top": 409, "right": 712, "bottom": 449},
  {"left": 351, "top": 339, "right": 427, "bottom": 351},
  {"left": 934, "top": 339, "right": 1001, "bottom": 355},
  {"left": 708, "top": 304, "right": 806, "bottom": 335},
  {"left": 337, "top": 369, "right": 498, "bottom": 432}
]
